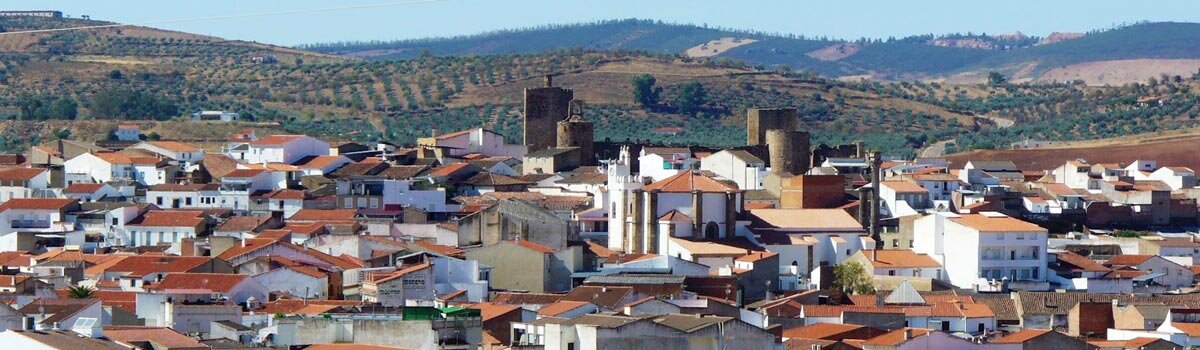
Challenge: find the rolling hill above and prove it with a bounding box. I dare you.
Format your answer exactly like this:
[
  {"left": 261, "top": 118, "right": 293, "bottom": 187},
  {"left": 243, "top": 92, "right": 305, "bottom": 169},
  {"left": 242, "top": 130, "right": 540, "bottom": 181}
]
[
  {"left": 303, "top": 19, "right": 1200, "bottom": 84},
  {"left": 1, "top": 15, "right": 1199, "bottom": 161},
  {"left": 0, "top": 15, "right": 991, "bottom": 157}
]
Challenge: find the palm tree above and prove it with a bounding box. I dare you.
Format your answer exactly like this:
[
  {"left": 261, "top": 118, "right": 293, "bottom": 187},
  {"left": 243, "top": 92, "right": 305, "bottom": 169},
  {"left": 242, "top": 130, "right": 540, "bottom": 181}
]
[{"left": 67, "top": 285, "right": 95, "bottom": 299}]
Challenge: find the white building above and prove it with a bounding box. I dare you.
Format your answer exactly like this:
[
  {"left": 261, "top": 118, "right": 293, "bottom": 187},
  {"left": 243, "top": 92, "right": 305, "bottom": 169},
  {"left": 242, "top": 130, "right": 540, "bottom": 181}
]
[
  {"left": 608, "top": 167, "right": 742, "bottom": 254},
  {"left": 638, "top": 147, "right": 695, "bottom": 182},
  {"left": 225, "top": 135, "right": 330, "bottom": 165},
  {"left": 115, "top": 124, "right": 142, "bottom": 141},
  {"left": 699, "top": 149, "right": 767, "bottom": 190},
  {"left": 192, "top": 110, "right": 240, "bottom": 122},
  {"left": 1054, "top": 160, "right": 1093, "bottom": 190},
  {"left": 0, "top": 198, "right": 80, "bottom": 252},
  {"left": 125, "top": 211, "right": 204, "bottom": 247},
  {"left": 130, "top": 141, "right": 205, "bottom": 166},
  {"left": 1148, "top": 166, "right": 1196, "bottom": 190},
  {"left": 360, "top": 262, "right": 434, "bottom": 307},
  {"left": 749, "top": 208, "right": 870, "bottom": 278},
  {"left": 64, "top": 152, "right": 166, "bottom": 186},
  {"left": 417, "top": 128, "right": 526, "bottom": 158},
  {"left": 913, "top": 212, "right": 1048, "bottom": 289},
  {"left": 0, "top": 168, "right": 52, "bottom": 201}
]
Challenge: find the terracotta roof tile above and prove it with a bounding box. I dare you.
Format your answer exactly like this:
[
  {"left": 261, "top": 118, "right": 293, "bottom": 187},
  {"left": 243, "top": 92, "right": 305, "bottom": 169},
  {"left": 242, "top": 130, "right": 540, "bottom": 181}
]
[
  {"left": 492, "top": 292, "right": 563, "bottom": 306},
  {"left": 1107, "top": 254, "right": 1156, "bottom": 266},
  {"left": 949, "top": 213, "right": 1045, "bottom": 232},
  {"left": 642, "top": 170, "right": 739, "bottom": 193},
  {"left": 512, "top": 239, "right": 555, "bottom": 254},
  {"left": 537, "top": 301, "right": 590, "bottom": 316},
  {"left": 129, "top": 210, "right": 204, "bottom": 227},
  {"left": 750, "top": 209, "right": 864, "bottom": 231},
  {"left": 147, "top": 273, "right": 248, "bottom": 293},
  {"left": 292, "top": 155, "right": 348, "bottom": 169},
  {"left": 862, "top": 249, "right": 942, "bottom": 268},
  {"left": 102, "top": 326, "right": 207, "bottom": 349},
  {"left": 993, "top": 329, "right": 1052, "bottom": 343},
  {"left": 881, "top": 180, "right": 928, "bottom": 193},
  {"left": 222, "top": 168, "right": 267, "bottom": 178},
  {"left": 0, "top": 198, "right": 78, "bottom": 211},
  {"left": 103, "top": 256, "right": 217, "bottom": 278},
  {"left": 0, "top": 167, "right": 46, "bottom": 181},
  {"left": 862, "top": 328, "right": 932, "bottom": 346}
]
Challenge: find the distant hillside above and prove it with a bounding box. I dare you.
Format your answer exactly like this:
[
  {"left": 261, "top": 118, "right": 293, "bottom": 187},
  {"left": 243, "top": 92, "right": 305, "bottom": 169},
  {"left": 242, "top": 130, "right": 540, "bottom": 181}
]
[
  {"left": 0, "top": 16, "right": 992, "bottom": 157},
  {"left": 304, "top": 20, "right": 1200, "bottom": 84}
]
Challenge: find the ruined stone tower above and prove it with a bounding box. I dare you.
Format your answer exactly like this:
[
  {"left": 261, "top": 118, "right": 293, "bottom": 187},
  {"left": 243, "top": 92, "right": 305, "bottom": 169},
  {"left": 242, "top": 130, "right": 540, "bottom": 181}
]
[
  {"left": 746, "top": 108, "right": 799, "bottom": 146},
  {"left": 766, "top": 130, "right": 811, "bottom": 175},
  {"left": 524, "top": 75, "right": 574, "bottom": 153},
  {"left": 557, "top": 100, "right": 595, "bottom": 165}
]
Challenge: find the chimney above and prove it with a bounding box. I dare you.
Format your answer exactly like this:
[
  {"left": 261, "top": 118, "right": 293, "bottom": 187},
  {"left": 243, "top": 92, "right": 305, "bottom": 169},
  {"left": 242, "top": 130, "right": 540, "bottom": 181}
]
[
  {"left": 903, "top": 329, "right": 913, "bottom": 340},
  {"left": 544, "top": 74, "right": 553, "bottom": 88}
]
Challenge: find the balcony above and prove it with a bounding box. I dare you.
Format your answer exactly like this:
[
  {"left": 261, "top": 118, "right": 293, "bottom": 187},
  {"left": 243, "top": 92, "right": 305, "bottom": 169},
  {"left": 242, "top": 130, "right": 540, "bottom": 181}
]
[{"left": 11, "top": 220, "right": 51, "bottom": 229}]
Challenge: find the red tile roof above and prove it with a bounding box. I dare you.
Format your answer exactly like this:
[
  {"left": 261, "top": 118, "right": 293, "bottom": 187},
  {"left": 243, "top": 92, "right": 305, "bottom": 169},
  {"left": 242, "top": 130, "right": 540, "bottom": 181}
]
[
  {"left": 862, "top": 328, "right": 932, "bottom": 346},
  {"left": 293, "top": 155, "right": 348, "bottom": 169},
  {"left": 412, "top": 240, "right": 465, "bottom": 258},
  {"left": 428, "top": 162, "right": 473, "bottom": 177},
  {"left": 642, "top": 170, "right": 739, "bottom": 193},
  {"left": 102, "top": 326, "right": 208, "bottom": 349},
  {"left": 222, "top": 168, "right": 267, "bottom": 178},
  {"left": 862, "top": 249, "right": 942, "bottom": 268},
  {"left": 129, "top": 210, "right": 205, "bottom": 227},
  {"left": 148, "top": 273, "right": 249, "bottom": 293},
  {"left": 0, "top": 167, "right": 46, "bottom": 181},
  {"left": 264, "top": 189, "right": 307, "bottom": 200},
  {"left": 93, "top": 151, "right": 161, "bottom": 165},
  {"left": 537, "top": 300, "right": 590, "bottom": 316},
  {"left": 103, "top": 256, "right": 217, "bottom": 278},
  {"left": 1107, "top": 254, "right": 1156, "bottom": 266},
  {"left": 993, "top": 329, "right": 1052, "bottom": 343},
  {"left": 369, "top": 262, "right": 431, "bottom": 284},
  {"left": 949, "top": 213, "right": 1046, "bottom": 232},
  {"left": 0, "top": 198, "right": 77, "bottom": 211},
  {"left": 512, "top": 239, "right": 555, "bottom": 254}
]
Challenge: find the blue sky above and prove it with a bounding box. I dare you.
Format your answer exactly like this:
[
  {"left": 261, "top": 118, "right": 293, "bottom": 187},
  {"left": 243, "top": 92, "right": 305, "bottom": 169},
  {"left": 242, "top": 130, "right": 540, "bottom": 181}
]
[{"left": 5, "top": 0, "right": 1200, "bottom": 46}]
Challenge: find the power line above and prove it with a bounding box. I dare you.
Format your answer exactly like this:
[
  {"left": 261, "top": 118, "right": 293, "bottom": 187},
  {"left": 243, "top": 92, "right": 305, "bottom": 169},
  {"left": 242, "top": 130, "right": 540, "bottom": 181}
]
[{"left": 0, "top": 0, "right": 446, "bottom": 36}]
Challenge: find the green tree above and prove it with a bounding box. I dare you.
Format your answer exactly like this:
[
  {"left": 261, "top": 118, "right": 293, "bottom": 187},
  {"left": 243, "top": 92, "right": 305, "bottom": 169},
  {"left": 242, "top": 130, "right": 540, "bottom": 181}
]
[
  {"left": 832, "top": 261, "right": 875, "bottom": 295},
  {"left": 673, "top": 81, "right": 707, "bottom": 116},
  {"left": 90, "top": 88, "right": 178, "bottom": 120},
  {"left": 631, "top": 74, "right": 661, "bottom": 109},
  {"left": 67, "top": 285, "right": 95, "bottom": 299},
  {"left": 48, "top": 97, "right": 78, "bottom": 120},
  {"left": 987, "top": 71, "right": 1007, "bottom": 86},
  {"left": 147, "top": 132, "right": 161, "bottom": 141}
]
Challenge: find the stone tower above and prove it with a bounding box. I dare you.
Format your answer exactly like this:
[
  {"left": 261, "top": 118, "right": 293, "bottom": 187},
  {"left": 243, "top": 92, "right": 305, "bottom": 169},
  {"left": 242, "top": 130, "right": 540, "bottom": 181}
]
[
  {"left": 746, "top": 108, "right": 799, "bottom": 146},
  {"left": 524, "top": 75, "right": 574, "bottom": 153},
  {"left": 606, "top": 146, "right": 643, "bottom": 252},
  {"left": 557, "top": 100, "right": 595, "bottom": 165},
  {"left": 766, "top": 130, "right": 811, "bottom": 175}
]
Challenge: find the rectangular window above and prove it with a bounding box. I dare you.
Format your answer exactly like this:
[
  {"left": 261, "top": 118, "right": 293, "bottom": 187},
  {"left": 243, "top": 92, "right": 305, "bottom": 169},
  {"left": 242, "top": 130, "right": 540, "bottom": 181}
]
[
  {"left": 185, "top": 198, "right": 193, "bottom": 206},
  {"left": 156, "top": 197, "right": 163, "bottom": 205}
]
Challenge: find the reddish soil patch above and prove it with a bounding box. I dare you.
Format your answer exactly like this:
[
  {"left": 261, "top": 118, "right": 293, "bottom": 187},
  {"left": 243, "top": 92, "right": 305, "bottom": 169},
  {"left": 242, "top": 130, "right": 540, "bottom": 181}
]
[{"left": 945, "top": 136, "right": 1200, "bottom": 171}]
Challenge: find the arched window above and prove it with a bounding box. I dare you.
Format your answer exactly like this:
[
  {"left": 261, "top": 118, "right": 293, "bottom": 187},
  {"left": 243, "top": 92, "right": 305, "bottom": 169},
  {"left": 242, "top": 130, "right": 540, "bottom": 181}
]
[{"left": 704, "top": 222, "right": 720, "bottom": 240}]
